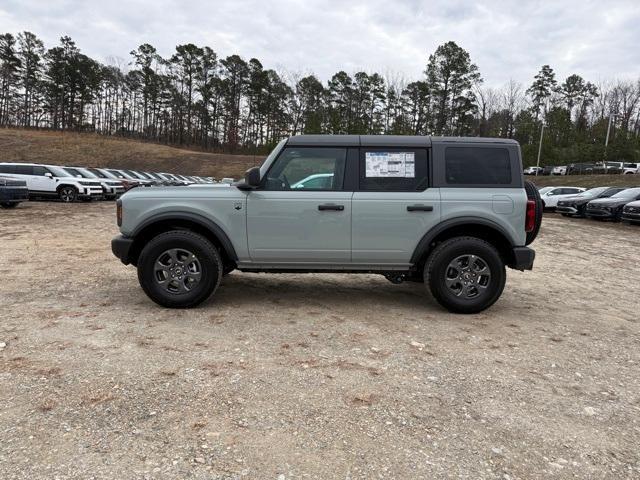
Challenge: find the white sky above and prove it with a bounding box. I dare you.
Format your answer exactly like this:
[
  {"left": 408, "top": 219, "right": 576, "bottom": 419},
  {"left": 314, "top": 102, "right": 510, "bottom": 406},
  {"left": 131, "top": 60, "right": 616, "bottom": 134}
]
[{"left": 1, "top": 0, "right": 639, "bottom": 88}]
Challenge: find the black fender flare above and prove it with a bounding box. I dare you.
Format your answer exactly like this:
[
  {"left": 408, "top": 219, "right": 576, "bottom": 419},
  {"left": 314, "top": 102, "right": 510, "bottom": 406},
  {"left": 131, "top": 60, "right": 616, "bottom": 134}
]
[
  {"left": 410, "top": 216, "right": 516, "bottom": 265},
  {"left": 56, "top": 183, "right": 78, "bottom": 192},
  {"left": 132, "top": 212, "right": 239, "bottom": 262}
]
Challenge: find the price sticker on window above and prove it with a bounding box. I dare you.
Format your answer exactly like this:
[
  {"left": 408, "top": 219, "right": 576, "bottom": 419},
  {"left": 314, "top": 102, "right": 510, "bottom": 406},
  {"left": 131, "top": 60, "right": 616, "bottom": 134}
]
[{"left": 365, "top": 152, "right": 415, "bottom": 178}]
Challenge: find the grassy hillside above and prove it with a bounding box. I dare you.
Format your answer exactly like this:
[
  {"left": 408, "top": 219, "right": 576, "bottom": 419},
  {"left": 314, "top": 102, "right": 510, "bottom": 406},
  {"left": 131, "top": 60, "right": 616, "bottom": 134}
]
[
  {"left": 1, "top": 128, "right": 639, "bottom": 188},
  {"left": 0, "top": 129, "right": 264, "bottom": 178},
  {"left": 528, "top": 174, "right": 640, "bottom": 188}
]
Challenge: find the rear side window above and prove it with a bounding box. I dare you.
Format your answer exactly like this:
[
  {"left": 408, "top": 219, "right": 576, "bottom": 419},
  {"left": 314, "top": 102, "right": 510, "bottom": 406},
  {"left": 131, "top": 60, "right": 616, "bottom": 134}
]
[
  {"left": 445, "top": 147, "right": 511, "bottom": 185},
  {"left": 0, "top": 164, "right": 16, "bottom": 174},
  {"left": 14, "top": 165, "right": 34, "bottom": 175},
  {"left": 359, "top": 148, "right": 428, "bottom": 191}
]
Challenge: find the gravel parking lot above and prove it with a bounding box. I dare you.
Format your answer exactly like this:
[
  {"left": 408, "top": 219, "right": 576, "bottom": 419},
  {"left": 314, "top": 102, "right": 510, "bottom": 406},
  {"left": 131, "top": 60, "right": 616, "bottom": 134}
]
[{"left": 1, "top": 202, "right": 639, "bottom": 479}]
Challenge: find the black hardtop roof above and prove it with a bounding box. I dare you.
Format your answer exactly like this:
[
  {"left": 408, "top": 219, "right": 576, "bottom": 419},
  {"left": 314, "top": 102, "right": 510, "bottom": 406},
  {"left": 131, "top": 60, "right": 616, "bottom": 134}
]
[{"left": 286, "top": 135, "right": 519, "bottom": 147}]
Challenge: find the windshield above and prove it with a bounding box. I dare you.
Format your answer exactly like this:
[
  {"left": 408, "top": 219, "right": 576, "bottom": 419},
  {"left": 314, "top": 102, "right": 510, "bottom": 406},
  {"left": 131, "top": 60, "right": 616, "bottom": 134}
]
[
  {"left": 88, "top": 168, "right": 108, "bottom": 178},
  {"left": 63, "top": 167, "right": 91, "bottom": 178},
  {"left": 575, "top": 187, "right": 608, "bottom": 198},
  {"left": 611, "top": 187, "right": 640, "bottom": 199},
  {"left": 78, "top": 168, "right": 98, "bottom": 178},
  {"left": 48, "top": 165, "right": 73, "bottom": 177},
  {"left": 259, "top": 138, "right": 288, "bottom": 178},
  {"left": 107, "top": 169, "right": 127, "bottom": 179}
]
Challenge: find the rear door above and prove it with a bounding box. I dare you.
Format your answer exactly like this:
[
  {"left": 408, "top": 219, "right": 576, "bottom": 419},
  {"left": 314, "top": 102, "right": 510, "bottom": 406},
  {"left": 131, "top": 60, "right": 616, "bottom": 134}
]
[
  {"left": 246, "top": 146, "right": 352, "bottom": 263},
  {"left": 352, "top": 146, "right": 440, "bottom": 266}
]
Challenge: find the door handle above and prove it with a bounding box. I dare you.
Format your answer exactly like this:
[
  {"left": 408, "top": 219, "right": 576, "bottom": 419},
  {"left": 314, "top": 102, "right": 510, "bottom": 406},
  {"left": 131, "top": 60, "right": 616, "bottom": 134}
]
[
  {"left": 407, "top": 204, "right": 434, "bottom": 212},
  {"left": 318, "top": 204, "right": 344, "bottom": 211}
]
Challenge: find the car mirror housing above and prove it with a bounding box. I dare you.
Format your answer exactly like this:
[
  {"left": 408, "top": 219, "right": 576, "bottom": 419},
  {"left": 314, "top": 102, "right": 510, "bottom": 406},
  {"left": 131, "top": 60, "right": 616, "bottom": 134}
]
[{"left": 245, "top": 167, "right": 261, "bottom": 187}]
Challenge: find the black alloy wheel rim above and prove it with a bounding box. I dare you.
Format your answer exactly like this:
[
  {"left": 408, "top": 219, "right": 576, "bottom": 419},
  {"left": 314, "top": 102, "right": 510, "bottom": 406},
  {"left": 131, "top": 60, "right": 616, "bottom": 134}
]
[{"left": 154, "top": 248, "right": 202, "bottom": 294}]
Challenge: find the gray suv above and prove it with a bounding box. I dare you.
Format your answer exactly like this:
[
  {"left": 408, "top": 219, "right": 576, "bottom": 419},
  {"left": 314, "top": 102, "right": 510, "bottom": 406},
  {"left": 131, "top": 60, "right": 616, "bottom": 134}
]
[{"left": 112, "top": 135, "right": 541, "bottom": 314}]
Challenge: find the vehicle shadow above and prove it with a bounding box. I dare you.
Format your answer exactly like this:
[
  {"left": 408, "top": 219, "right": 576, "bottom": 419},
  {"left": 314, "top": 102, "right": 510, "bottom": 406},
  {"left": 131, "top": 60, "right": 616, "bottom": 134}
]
[{"left": 212, "top": 271, "right": 433, "bottom": 311}]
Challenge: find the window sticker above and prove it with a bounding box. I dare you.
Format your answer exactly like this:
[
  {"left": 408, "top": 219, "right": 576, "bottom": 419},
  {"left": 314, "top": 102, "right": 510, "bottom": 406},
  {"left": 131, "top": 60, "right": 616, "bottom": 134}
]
[{"left": 365, "top": 152, "right": 415, "bottom": 178}]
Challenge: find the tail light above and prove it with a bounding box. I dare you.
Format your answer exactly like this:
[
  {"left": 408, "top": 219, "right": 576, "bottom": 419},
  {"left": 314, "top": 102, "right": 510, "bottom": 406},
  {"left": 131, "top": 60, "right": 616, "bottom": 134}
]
[
  {"left": 116, "top": 200, "right": 122, "bottom": 226},
  {"left": 525, "top": 200, "right": 536, "bottom": 232}
]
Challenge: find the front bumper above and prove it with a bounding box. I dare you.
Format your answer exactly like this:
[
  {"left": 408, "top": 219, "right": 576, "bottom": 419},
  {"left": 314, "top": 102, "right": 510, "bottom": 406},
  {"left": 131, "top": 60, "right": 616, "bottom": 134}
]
[
  {"left": 112, "top": 235, "right": 134, "bottom": 265},
  {"left": 77, "top": 185, "right": 104, "bottom": 199},
  {"left": 509, "top": 247, "right": 535, "bottom": 271},
  {"left": 585, "top": 208, "right": 615, "bottom": 219},
  {"left": 622, "top": 211, "right": 640, "bottom": 222},
  {"left": 556, "top": 204, "right": 578, "bottom": 215}
]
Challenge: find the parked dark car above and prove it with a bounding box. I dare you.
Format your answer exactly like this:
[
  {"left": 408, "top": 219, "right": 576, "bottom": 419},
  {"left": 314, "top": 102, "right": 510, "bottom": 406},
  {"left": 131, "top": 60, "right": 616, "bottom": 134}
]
[
  {"left": 585, "top": 187, "right": 640, "bottom": 221},
  {"left": 541, "top": 166, "right": 554, "bottom": 176},
  {"left": 556, "top": 186, "right": 627, "bottom": 217},
  {"left": 0, "top": 175, "right": 29, "bottom": 208},
  {"left": 621, "top": 200, "right": 640, "bottom": 224}
]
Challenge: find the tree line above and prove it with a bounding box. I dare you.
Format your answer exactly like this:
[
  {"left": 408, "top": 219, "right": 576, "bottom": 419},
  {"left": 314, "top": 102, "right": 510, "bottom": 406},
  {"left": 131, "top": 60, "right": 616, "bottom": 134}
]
[{"left": 1, "top": 32, "right": 639, "bottom": 165}]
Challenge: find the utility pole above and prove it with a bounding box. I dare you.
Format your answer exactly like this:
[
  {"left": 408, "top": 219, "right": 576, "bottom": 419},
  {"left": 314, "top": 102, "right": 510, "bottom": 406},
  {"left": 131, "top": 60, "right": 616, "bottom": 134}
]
[
  {"left": 604, "top": 113, "right": 619, "bottom": 173},
  {"left": 535, "top": 123, "right": 546, "bottom": 176}
]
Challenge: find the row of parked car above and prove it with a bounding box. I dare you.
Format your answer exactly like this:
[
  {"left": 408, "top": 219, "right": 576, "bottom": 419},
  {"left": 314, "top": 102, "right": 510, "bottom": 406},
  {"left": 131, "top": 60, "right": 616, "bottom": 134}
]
[
  {"left": 0, "top": 162, "right": 225, "bottom": 208},
  {"left": 524, "top": 162, "right": 640, "bottom": 176},
  {"left": 538, "top": 185, "right": 640, "bottom": 223}
]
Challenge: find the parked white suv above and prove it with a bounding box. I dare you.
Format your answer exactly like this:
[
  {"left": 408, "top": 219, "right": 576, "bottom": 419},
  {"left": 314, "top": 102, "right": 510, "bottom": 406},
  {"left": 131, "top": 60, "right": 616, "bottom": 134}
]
[
  {"left": 0, "top": 163, "right": 103, "bottom": 202},
  {"left": 623, "top": 163, "right": 640, "bottom": 175},
  {"left": 63, "top": 166, "right": 125, "bottom": 200},
  {"left": 538, "top": 186, "right": 586, "bottom": 210}
]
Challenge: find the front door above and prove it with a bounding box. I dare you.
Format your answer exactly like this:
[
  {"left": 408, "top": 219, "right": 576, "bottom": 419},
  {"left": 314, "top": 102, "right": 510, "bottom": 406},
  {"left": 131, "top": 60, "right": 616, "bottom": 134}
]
[
  {"left": 246, "top": 146, "right": 351, "bottom": 264},
  {"left": 31, "top": 165, "right": 57, "bottom": 193}
]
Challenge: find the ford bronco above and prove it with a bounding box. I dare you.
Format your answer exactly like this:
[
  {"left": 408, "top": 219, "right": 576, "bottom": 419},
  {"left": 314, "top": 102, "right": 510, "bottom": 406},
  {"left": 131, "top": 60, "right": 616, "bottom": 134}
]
[{"left": 112, "top": 135, "right": 541, "bottom": 314}]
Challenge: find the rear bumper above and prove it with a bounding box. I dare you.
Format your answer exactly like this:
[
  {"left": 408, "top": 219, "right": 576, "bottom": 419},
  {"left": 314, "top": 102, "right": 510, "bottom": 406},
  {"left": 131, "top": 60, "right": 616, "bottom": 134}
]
[
  {"left": 112, "top": 235, "right": 134, "bottom": 265},
  {"left": 509, "top": 246, "right": 535, "bottom": 271},
  {"left": 0, "top": 187, "right": 29, "bottom": 202}
]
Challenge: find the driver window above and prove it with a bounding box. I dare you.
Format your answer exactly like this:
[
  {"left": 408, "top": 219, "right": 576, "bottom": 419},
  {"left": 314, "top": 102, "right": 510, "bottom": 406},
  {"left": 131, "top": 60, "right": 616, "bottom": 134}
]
[
  {"left": 32, "top": 166, "right": 50, "bottom": 176},
  {"left": 264, "top": 147, "right": 346, "bottom": 191}
]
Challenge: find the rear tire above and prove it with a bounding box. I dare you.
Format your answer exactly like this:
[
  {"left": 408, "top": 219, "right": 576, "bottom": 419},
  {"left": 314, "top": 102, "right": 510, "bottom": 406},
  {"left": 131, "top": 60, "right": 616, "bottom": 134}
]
[
  {"left": 524, "top": 180, "right": 543, "bottom": 245},
  {"left": 425, "top": 237, "right": 506, "bottom": 314},
  {"left": 0, "top": 202, "right": 19, "bottom": 209},
  {"left": 137, "top": 230, "right": 223, "bottom": 308}
]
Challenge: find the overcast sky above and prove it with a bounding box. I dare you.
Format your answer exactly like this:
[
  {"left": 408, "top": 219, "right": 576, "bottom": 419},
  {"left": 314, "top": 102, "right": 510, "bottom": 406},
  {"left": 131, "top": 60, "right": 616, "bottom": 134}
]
[{"left": 1, "top": 0, "right": 639, "bottom": 88}]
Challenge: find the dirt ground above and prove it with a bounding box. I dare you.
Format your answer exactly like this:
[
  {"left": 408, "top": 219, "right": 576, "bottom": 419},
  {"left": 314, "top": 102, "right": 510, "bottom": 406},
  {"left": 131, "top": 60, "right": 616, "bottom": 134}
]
[{"left": 1, "top": 202, "right": 639, "bottom": 479}]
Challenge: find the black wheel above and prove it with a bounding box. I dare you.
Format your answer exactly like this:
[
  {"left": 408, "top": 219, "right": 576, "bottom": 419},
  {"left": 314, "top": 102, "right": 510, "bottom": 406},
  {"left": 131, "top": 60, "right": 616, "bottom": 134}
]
[
  {"left": 524, "top": 180, "right": 543, "bottom": 245},
  {"left": 137, "top": 230, "right": 223, "bottom": 308},
  {"left": 425, "top": 237, "right": 506, "bottom": 314},
  {"left": 58, "top": 186, "right": 78, "bottom": 203},
  {"left": 1, "top": 202, "right": 19, "bottom": 209}
]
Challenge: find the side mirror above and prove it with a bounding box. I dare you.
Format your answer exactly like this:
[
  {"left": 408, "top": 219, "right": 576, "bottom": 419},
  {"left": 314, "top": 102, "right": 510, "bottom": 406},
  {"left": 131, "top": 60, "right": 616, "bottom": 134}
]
[
  {"left": 45, "top": 172, "right": 53, "bottom": 178},
  {"left": 245, "top": 167, "right": 261, "bottom": 187}
]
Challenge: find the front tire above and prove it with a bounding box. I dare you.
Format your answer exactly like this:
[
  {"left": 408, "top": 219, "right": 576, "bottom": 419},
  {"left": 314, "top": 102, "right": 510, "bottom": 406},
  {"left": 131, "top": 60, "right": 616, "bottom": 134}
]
[
  {"left": 137, "top": 230, "right": 223, "bottom": 308},
  {"left": 1, "top": 202, "right": 19, "bottom": 209},
  {"left": 58, "top": 186, "right": 78, "bottom": 203},
  {"left": 425, "top": 237, "right": 506, "bottom": 314}
]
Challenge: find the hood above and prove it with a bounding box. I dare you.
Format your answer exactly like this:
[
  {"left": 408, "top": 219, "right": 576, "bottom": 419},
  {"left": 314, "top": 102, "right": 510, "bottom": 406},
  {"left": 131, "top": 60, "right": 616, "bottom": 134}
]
[
  {"left": 623, "top": 200, "right": 640, "bottom": 209},
  {"left": 186, "top": 183, "right": 233, "bottom": 188},
  {"left": 587, "top": 198, "right": 631, "bottom": 207},
  {"left": 121, "top": 184, "right": 243, "bottom": 200},
  {"left": 0, "top": 176, "right": 27, "bottom": 187}
]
